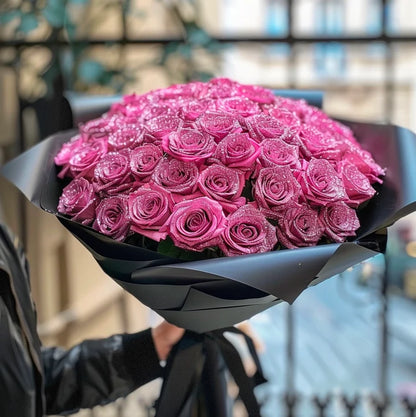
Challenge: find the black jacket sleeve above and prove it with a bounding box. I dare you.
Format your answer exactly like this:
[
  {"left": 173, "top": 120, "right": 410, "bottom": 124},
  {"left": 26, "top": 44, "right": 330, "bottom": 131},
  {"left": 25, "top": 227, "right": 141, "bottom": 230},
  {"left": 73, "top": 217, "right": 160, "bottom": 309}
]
[{"left": 42, "top": 329, "right": 163, "bottom": 415}]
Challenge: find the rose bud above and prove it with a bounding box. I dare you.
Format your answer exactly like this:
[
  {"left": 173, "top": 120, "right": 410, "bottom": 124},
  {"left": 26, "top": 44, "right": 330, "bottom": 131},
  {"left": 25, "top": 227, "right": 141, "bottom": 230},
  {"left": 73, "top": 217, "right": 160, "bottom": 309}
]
[
  {"left": 108, "top": 126, "right": 144, "bottom": 150},
  {"left": 297, "top": 158, "right": 348, "bottom": 207},
  {"left": 69, "top": 140, "right": 108, "bottom": 180},
  {"left": 244, "top": 114, "right": 287, "bottom": 142},
  {"left": 343, "top": 148, "right": 386, "bottom": 184},
  {"left": 130, "top": 143, "right": 163, "bottom": 181},
  {"left": 216, "top": 97, "right": 261, "bottom": 117},
  {"left": 277, "top": 203, "right": 324, "bottom": 249},
  {"left": 145, "top": 114, "right": 183, "bottom": 140},
  {"left": 54, "top": 134, "right": 84, "bottom": 178},
  {"left": 213, "top": 132, "right": 260, "bottom": 172},
  {"left": 161, "top": 197, "right": 227, "bottom": 252},
  {"left": 139, "top": 104, "right": 174, "bottom": 123},
  {"left": 178, "top": 99, "right": 210, "bottom": 121},
  {"left": 338, "top": 161, "right": 376, "bottom": 208},
  {"left": 319, "top": 201, "right": 360, "bottom": 243},
  {"left": 205, "top": 77, "right": 238, "bottom": 99},
  {"left": 198, "top": 111, "right": 242, "bottom": 141},
  {"left": 259, "top": 138, "right": 301, "bottom": 169},
  {"left": 162, "top": 128, "right": 216, "bottom": 164},
  {"left": 268, "top": 107, "right": 301, "bottom": 127},
  {"left": 93, "top": 196, "right": 130, "bottom": 242},
  {"left": 93, "top": 151, "right": 134, "bottom": 196},
  {"left": 198, "top": 164, "right": 246, "bottom": 213},
  {"left": 236, "top": 83, "right": 276, "bottom": 104},
  {"left": 299, "top": 125, "right": 346, "bottom": 161},
  {"left": 57, "top": 178, "right": 97, "bottom": 225},
  {"left": 79, "top": 116, "right": 113, "bottom": 140},
  {"left": 254, "top": 166, "right": 302, "bottom": 215},
  {"left": 219, "top": 205, "right": 277, "bottom": 256},
  {"left": 128, "top": 183, "right": 173, "bottom": 242},
  {"left": 152, "top": 158, "right": 199, "bottom": 197}
]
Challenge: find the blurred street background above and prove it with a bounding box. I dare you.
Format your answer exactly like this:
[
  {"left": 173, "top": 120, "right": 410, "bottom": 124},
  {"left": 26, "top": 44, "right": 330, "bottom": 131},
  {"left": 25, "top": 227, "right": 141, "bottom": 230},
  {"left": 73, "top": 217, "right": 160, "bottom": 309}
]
[{"left": 1, "top": 1, "right": 416, "bottom": 416}]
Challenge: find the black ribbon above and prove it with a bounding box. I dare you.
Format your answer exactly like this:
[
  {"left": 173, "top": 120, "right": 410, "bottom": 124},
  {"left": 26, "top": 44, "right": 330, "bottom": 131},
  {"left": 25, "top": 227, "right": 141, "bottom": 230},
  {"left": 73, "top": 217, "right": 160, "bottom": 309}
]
[{"left": 155, "top": 328, "right": 267, "bottom": 417}]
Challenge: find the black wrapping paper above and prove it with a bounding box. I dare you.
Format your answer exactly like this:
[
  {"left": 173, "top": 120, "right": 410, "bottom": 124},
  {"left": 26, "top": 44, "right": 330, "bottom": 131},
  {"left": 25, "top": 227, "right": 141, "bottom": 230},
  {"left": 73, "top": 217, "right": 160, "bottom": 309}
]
[{"left": 2, "top": 120, "right": 416, "bottom": 333}]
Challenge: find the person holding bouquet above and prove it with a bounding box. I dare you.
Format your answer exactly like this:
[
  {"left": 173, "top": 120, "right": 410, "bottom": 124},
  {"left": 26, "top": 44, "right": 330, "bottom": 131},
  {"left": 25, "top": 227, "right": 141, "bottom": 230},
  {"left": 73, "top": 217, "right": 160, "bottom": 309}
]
[{"left": 0, "top": 222, "right": 184, "bottom": 417}]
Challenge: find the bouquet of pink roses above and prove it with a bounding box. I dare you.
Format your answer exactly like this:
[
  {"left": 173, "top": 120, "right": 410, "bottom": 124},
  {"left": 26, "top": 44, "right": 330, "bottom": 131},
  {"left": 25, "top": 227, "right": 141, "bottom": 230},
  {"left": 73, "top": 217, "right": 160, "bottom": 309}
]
[
  {"left": 2, "top": 79, "right": 416, "bottom": 333},
  {"left": 54, "top": 78, "right": 384, "bottom": 258}
]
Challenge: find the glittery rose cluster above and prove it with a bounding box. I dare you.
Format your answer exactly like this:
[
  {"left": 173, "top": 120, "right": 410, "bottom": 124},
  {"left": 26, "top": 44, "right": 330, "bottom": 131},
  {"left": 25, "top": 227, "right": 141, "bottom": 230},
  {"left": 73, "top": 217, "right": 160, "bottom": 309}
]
[{"left": 55, "top": 78, "right": 384, "bottom": 255}]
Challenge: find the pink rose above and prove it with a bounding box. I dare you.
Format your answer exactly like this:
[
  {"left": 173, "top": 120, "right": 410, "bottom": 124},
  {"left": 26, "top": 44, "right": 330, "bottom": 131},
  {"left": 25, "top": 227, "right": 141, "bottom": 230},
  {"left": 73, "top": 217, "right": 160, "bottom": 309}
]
[
  {"left": 178, "top": 99, "right": 210, "bottom": 121},
  {"left": 130, "top": 143, "right": 163, "bottom": 181},
  {"left": 216, "top": 97, "right": 261, "bottom": 117},
  {"left": 299, "top": 125, "right": 347, "bottom": 161},
  {"left": 57, "top": 178, "right": 97, "bottom": 225},
  {"left": 314, "top": 116, "right": 354, "bottom": 140},
  {"left": 259, "top": 138, "right": 301, "bottom": 169},
  {"left": 298, "top": 158, "right": 347, "bottom": 206},
  {"left": 108, "top": 94, "right": 149, "bottom": 117},
  {"left": 158, "top": 81, "right": 205, "bottom": 100},
  {"left": 108, "top": 126, "right": 144, "bottom": 150},
  {"left": 109, "top": 94, "right": 150, "bottom": 118},
  {"left": 139, "top": 104, "right": 174, "bottom": 123},
  {"left": 69, "top": 139, "right": 108, "bottom": 179},
  {"left": 280, "top": 128, "right": 311, "bottom": 160},
  {"left": 162, "top": 197, "right": 227, "bottom": 251},
  {"left": 198, "top": 164, "right": 246, "bottom": 213},
  {"left": 319, "top": 201, "right": 360, "bottom": 243},
  {"left": 205, "top": 78, "right": 238, "bottom": 98},
  {"left": 267, "top": 107, "right": 301, "bottom": 127},
  {"left": 162, "top": 128, "right": 216, "bottom": 163},
  {"left": 93, "top": 196, "right": 130, "bottom": 241},
  {"left": 145, "top": 115, "right": 183, "bottom": 140},
  {"left": 276, "top": 204, "right": 324, "bottom": 248},
  {"left": 338, "top": 162, "right": 376, "bottom": 208},
  {"left": 254, "top": 166, "right": 302, "bottom": 216},
  {"left": 54, "top": 135, "right": 83, "bottom": 178},
  {"left": 213, "top": 132, "right": 260, "bottom": 171},
  {"left": 93, "top": 151, "right": 134, "bottom": 196},
  {"left": 244, "top": 114, "right": 286, "bottom": 142},
  {"left": 236, "top": 83, "right": 276, "bottom": 104},
  {"left": 198, "top": 111, "right": 241, "bottom": 141},
  {"left": 79, "top": 116, "right": 113, "bottom": 139},
  {"left": 219, "top": 206, "right": 277, "bottom": 256},
  {"left": 343, "top": 148, "right": 385, "bottom": 184},
  {"left": 128, "top": 183, "right": 173, "bottom": 242},
  {"left": 152, "top": 158, "right": 199, "bottom": 196}
]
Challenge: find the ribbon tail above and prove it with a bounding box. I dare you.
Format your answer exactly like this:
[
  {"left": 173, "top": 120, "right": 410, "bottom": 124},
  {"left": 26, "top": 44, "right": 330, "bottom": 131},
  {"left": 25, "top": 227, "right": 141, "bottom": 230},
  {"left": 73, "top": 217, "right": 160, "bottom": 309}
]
[
  {"left": 214, "top": 332, "right": 263, "bottom": 417},
  {"left": 155, "top": 332, "right": 205, "bottom": 417},
  {"left": 198, "top": 337, "right": 230, "bottom": 417},
  {"left": 216, "top": 327, "right": 268, "bottom": 386}
]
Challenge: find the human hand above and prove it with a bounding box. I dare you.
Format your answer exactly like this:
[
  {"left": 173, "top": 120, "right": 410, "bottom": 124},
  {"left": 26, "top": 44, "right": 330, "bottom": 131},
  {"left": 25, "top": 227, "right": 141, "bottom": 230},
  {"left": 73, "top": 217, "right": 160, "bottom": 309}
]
[{"left": 151, "top": 320, "right": 185, "bottom": 361}]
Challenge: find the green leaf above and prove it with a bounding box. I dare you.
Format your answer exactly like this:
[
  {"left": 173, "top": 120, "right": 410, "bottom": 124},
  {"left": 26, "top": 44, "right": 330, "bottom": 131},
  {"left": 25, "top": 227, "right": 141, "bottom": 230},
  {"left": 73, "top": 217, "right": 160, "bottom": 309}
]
[
  {"left": 78, "top": 59, "right": 105, "bottom": 83},
  {"left": 69, "top": 0, "right": 90, "bottom": 4},
  {"left": 17, "top": 13, "right": 39, "bottom": 33},
  {"left": 42, "top": 0, "right": 66, "bottom": 28},
  {"left": 0, "top": 10, "right": 20, "bottom": 25},
  {"left": 241, "top": 179, "right": 254, "bottom": 200},
  {"left": 157, "top": 237, "right": 183, "bottom": 258}
]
